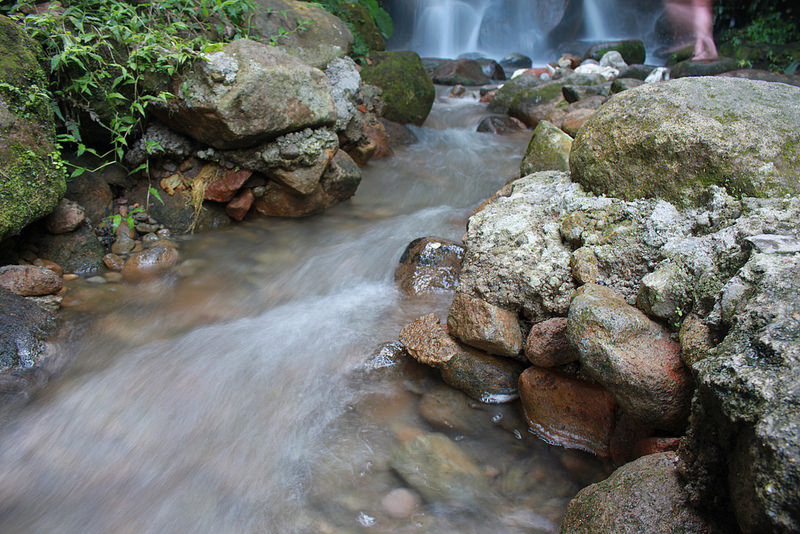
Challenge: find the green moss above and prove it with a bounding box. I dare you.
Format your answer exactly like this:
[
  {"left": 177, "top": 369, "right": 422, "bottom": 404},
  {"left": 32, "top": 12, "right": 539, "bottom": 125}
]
[{"left": 360, "top": 51, "right": 434, "bottom": 125}]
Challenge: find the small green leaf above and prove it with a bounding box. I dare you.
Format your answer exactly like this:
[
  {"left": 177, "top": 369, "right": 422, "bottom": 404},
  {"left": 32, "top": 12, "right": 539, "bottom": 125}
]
[{"left": 149, "top": 186, "right": 164, "bottom": 204}]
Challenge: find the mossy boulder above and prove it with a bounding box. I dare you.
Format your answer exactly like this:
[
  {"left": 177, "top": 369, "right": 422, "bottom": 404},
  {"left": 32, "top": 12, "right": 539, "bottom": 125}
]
[
  {"left": 520, "top": 120, "right": 572, "bottom": 175},
  {"left": 584, "top": 39, "right": 646, "bottom": 65},
  {"left": 337, "top": 1, "right": 385, "bottom": 52},
  {"left": 669, "top": 57, "right": 741, "bottom": 78},
  {"left": 360, "top": 51, "right": 434, "bottom": 126},
  {"left": 0, "top": 15, "right": 66, "bottom": 242},
  {"left": 569, "top": 77, "right": 800, "bottom": 207},
  {"left": 248, "top": 0, "right": 353, "bottom": 69},
  {"left": 488, "top": 72, "right": 542, "bottom": 114},
  {"left": 508, "top": 82, "right": 565, "bottom": 127}
]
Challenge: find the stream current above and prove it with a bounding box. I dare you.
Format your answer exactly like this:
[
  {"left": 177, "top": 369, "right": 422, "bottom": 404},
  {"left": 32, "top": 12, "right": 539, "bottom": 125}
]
[{"left": 0, "top": 90, "right": 609, "bottom": 533}]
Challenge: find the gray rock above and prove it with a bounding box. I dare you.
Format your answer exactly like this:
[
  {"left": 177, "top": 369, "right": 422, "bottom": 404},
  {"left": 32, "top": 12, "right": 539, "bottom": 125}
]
[
  {"left": 124, "top": 122, "right": 194, "bottom": 167},
  {"left": 0, "top": 287, "right": 55, "bottom": 373},
  {"left": 561, "top": 452, "right": 708, "bottom": 533},
  {"left": 45, "top": 198, "right": 85, "bottom": 234},
  {"left": 324, "top": 57, "right": 361, "bottom": 133},
  {"left": 34, "top": 225, "right": 105, "bottom": 275},
  {"left": 390, "top": 432, "right": 489, "bottom": 505},
  {"left": 153, "top": 39, "right": 336, "bottom": 149},
  {"left": 681, "top": 248, "right": 800, "bottom": 533},
  {"left": 570, "top": 77, "right": 800, "bottom": 206},
  {"left": 520, "top": 120, "right": 573, "bottom": 175}
]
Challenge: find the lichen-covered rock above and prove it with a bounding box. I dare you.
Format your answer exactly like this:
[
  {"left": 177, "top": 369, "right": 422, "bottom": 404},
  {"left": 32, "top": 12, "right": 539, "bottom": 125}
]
[
  {"left": 520, "top": 120, "right": 573, "bottom": 175},
  {"left": 324, "top": 56, "right": 362, "bottom": 133},
  {"left": 153, "top": 39, "right": 336, "bottom": 149},
  {"left": 567, "top": 284, "right": 692, "bottom": 432},
  {"left": 248, "top": 0, "right": 353, "bottom": 69},
  {"left": 0, "top": 15, "right": 66, "bottom": 242},
  {"left": 681, "top": 246, "right": 800, "bottom": 534},
  {"left": 584, "top": 39, "right": 646, "bottom": 65},
  {"left": 360, "top": 51, "right": 434, "bottom": 125},
  {"left": 561, "top": 452, "right": 708, "bottom": 533},
  {"left": 570, "top": 77, "right": 800, "bottom": 206}
]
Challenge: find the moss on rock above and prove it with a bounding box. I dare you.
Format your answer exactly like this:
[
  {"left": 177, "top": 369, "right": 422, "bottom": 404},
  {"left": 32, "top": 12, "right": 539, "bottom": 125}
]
[
  {"left": 360, "top": 51, "right": 434, "bottom": 126},
  {"left": 0, "top": 15, "right": 66, "bottom": 242}
]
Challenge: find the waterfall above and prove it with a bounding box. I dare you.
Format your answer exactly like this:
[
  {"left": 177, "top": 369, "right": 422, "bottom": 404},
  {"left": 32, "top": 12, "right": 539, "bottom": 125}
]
[{"left": 582, "top": 0, "right": 609, "bottom": 40}]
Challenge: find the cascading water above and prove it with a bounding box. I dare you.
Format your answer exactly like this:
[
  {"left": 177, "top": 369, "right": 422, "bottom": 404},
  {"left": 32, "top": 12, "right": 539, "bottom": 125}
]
[{"left": 386, "top": 0, "right": 664, "bottom": 63}]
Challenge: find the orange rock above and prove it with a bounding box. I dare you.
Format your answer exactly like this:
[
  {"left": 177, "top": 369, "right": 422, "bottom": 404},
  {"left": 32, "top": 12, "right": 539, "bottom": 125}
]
[
  {"left": 225, "top": 188, "right": 255, "bottom": 221},
  {"left": 519, "top": 367, "right": 617, "bottom": 457}
]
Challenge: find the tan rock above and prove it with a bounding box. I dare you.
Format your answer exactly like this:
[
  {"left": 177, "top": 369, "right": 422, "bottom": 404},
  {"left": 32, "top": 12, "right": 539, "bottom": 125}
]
[
  {"left": 447, "top": 292, "right": 523, "bottom": 358},
  {"left": 0, "top": 265, "right": 63, "bottom": 296}
]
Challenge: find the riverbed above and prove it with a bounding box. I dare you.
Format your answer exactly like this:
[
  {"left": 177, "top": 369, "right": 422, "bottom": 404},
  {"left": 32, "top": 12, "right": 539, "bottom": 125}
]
[{"left": 0, "top": 89, "right": 610, "bottom": 533}]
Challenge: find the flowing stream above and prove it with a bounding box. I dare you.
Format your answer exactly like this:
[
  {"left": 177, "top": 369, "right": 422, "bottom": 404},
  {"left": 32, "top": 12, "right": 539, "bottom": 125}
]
[{"left": 0, "top": 91, "right": 610, "bottom": 533}]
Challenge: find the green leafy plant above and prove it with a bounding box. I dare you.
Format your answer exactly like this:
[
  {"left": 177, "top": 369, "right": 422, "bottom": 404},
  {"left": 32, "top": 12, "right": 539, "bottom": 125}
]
[{"left": 3, "top": 0, "right": 255, "bottom": 177}]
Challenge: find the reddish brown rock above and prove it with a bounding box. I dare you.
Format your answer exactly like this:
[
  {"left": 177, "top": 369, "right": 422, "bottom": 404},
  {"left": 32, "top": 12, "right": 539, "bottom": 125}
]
[
  {"left": 561, "top": 108, "right": 596, "bottom": 137},
  {"left": 0, "top": 265, "right": 63, "bottom": 296},
  {"left": 253, "top": 182, "right": 327, "bottom": 218},
  {"left": 225, "top": 188, "right": 255, "bottom": 221},
  {"left": 394, "top": 237, "right": 464, "bottom": 296},
  {"left": 33, "top": 258, "right": 63, "bottom": 277},
  {"left": 121, "top": 245, "right": 179, "bottom": 281},
  {"left": 398, "top": 313, "right": 458, "bottom": 368},
  {"left": 447, "top": 291, "right": 523, "bottom": 359},
  {"left": 361, "top": 119, "right": 390, "bottom": 160},
  {"left": 519, "top": 367, "right": 617, "bottom": 457},
  {"left": 204, "top": 166, "right": 252, "bottom": 203},
  {"left": 103, "top": 253, "right": 125, "bottom": 271},
  {"left": 45, "top": 198, "right": 85, "bottom": 234},
  {"left": 567, "top": 284, "right": 692, "bottom": 432},
  {"left": 524, "top": 317, "right": 578, "bottom": 367}
]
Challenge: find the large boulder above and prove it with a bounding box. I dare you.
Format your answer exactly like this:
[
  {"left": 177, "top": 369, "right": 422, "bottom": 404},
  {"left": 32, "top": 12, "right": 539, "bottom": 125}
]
[
  {"left": 0, "top": 288, "right": 55, "bottom": 376},
  {"left": 360, "top": 51, "right": 434, "bottom": 126},
  {"left": 248, "top": 0, "right": 353, "bottom": 69},
  {"left": 584, "top": 39, "right": 646, "bottom": 65},
  {"left": 153, "top": 38, "right": 336, "bottom": 149},
  {"left": 681, "top": 238, "right": 800, "bottom": 533},
  {"left": 431, "top": 59, "right": 489, "bottom": 86},
  {"left": 508, "top": 82, "right": 566, "bottom": 127},
  {"left": 488, "top": 72, "right": 542, "bottom": 114},
  {"left": 0, "top": 15, "right": 66, "bottom": 242},
  {"left": 561, "top": 452, "right": 708, "bottom": 533},
  {"left": 570, "top": 77, "right": 800, "bottom": 207}
]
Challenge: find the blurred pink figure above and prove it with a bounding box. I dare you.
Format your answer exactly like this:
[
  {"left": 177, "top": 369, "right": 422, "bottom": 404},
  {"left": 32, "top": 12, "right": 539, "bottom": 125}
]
[{"left": 664, "top": 0, "right": 718, "bottom": 60}]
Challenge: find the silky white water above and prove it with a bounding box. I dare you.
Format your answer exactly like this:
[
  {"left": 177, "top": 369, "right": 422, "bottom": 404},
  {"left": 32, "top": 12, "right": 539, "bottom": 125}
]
[{"left": 0, "top": 93, "right": 609, "bottom": 533}]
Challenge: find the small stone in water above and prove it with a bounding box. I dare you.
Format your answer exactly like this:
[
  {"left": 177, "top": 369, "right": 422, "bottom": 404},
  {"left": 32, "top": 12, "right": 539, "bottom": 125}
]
[
  {"left": 357, "top": 511, "right": 376, "bottom": 527},
  {"left": 381, "top": 488, "right": 421, "bottom": 519}
]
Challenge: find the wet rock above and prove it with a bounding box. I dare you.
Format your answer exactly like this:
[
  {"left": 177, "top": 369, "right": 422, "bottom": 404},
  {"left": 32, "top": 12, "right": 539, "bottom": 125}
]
[
  {"left": 0, "top": 265, "right": 62, "bottom": 296},
  {"left": 508, "top": 82, "right": 566, "bottom": 127},
  {"left": 380, "top": 488, "right": 421, "bottom": 519},
  {"left": 419, "top": 386, "right": 481, "bottom": 433},
  {"left": 318, "top": 149, "right": 361, "bottom": 205},
  {"left": 561, "top": 452, "right": 708, "bottom": 533},
  {"left": 34, "top": 225, "right": 105, "bottom": 275},
  {"left": 121, "top": 245, "right": 179, "bottom": 281},
  {"left": 570, "top": 77, "right": 800, "bottom": 206},
  {"left": 153, "top": 39, "right": 336, "bottom": 149},
  {"left": 439, "top": 349, "right": 523, "bottom": 404},
  {"left": 45, "top": 198, "right": 85, "bottom": 234},
  {"left": 111, "top": 233, "right": 135, "bottom": 255},
  {"left": 394, "top": 236, "right": 464, "bottom": 296},
  {"left": 560, "top": 108, "right": 596, "bottom": 137},
  {"left": 584, "top": 39, "right": 646, "bottom": 65},
  {"left": 103, "top": 253, "right": 125, "bottom": 271},
  {"left": 0, "top": 15, "right": 66, "bottom": 242},
  {"left": 499, "top": 53, "right": 532, "bottom": 73},
  {"left": 447, "top": 292, "right": 523, "bottom": 359},
  {"left": 519, "top": 367, "right": 617, "bottom": 457},
  {"left": 520, "top": 120, "right": 573, "bottom": 175},
  {"left": 360, "top": 51, "right": 434, "bottom": 126},
  {"left": 610, "top": 77, "right": 644, "bottom": 93},
  {"left": 669, "top": 57, "right": 740, "bottom": 78},
  {"left": 248, "top": 0, "right": 353, "bottom": 69},
  {"left": 225, "top": 188, "right": 254, "bottom": 221},
  {"left": 0, "top": 287, "right": 55, "bottom": 373},
  {"left": 475, "top": 58, "right": 505, "bottom": 80},
  {"left": 524, "top": 317, "right": 577, "bottom": 367},
  {"left": 431, "top": 59, "right": 490, "bottom": 86},
  {"left": 62, "top": 165, "right": 114, "bottom": 225},
  {"left": 617, "top": 64, "right": 657, "bottom": 80},
  {"left": 32, "top": 259, "right": 63, "bottom": 277},
  {"left": 203, "top": 167, "right": 252, "bottom": 202},
  {"left": 253, "top": 181, "right": 326, "bottom": 218},
  {"left": 398, "top": 313, "right": 461, "bottom": 368},
  {"left": 487, "top": 72, "right": 542, "bottom": 114},
  {"left": 567, "top": 284, "right": 691, "bottom": 432},
  {"left": 390, "top": 432, "right": 488, "bottom": 505},
  {"left": 476, "top": 115, "right": 527, "bottom": 135}
]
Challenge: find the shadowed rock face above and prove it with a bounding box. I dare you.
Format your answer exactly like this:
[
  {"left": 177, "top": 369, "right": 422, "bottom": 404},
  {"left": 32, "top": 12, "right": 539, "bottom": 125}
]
[
  {"left": 0, "top": 288, "right": 55, "bottom": 377},
  {"left": 570, "top": 77, "right": 800, "bottom": 207}
]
